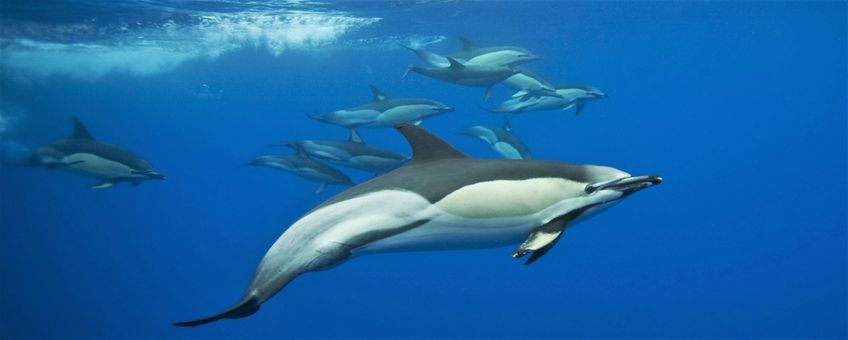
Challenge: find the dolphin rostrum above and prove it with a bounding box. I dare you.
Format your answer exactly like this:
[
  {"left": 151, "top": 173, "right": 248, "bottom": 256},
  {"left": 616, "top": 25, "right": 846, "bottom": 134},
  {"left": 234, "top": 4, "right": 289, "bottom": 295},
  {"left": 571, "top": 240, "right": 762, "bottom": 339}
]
[
  {"left": 308, "top": 85, "right": 453, "bottom": 128},
  {"left": 245, "top": 154, "right": 353, "bottom": 194},
  {"left": 175, "top": 124, "right": 661, "bottom": 326},
  {"left": 490, "top": 84, "right": 608, "bottom": 114},
  {"left": 28, "top": 117, "right": 164, "bottom": 189},
  {"left": 464, "top": 117, "right": 531, "bottom": 160},
  {"left": 284, "top": 129, "right": 409, "bottom": 175}
]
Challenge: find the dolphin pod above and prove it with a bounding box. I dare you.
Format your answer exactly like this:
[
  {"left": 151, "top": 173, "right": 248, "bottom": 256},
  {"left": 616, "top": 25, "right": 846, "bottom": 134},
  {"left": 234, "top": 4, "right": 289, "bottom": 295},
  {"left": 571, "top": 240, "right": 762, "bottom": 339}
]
[
  {"left": 8, "top": 35, "right": 661, "bottom": 328},
  {"left": 174, "top": 124, "right": 661, "bottom": 327}
]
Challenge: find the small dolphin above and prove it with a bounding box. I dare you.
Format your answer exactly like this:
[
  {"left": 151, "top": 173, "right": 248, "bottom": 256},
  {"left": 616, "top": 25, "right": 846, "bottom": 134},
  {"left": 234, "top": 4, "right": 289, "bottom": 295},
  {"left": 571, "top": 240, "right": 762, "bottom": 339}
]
[
  {"left": 308, "top": 85, "right": 453, "bottom": 128},
  {"left": 402, "top": 37, "right": 541, "bottom": 68},
  {"left": 175, "top": 124, "right": 661, "bottom": 327},
  {"left": 501, "top": 67, "right": 558, "bottom": 98},
  {"left": 284, "top": 129, "right": 409, "bottom": 175},
  {"left": 464, "top": 117, "right": 531, "bottom": 160},
  {"left": 245, "top": 155, "right": 353, "bottom": 194},
  {"left": 406, "top": 57, "right": 519, "bottom": 99},
  {"left": 28, "top": 117, "right": 164, "bottom": 189},
  {"left": 490, "top": 84, "right": 607, "bottom": 114}
]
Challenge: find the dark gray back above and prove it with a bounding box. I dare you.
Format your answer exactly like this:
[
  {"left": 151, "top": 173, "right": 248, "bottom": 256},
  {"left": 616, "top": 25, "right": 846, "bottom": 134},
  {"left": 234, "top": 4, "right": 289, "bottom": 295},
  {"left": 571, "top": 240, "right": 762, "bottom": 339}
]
[{"left": 47, "top": 139, "right": 152, "bottom": 171}]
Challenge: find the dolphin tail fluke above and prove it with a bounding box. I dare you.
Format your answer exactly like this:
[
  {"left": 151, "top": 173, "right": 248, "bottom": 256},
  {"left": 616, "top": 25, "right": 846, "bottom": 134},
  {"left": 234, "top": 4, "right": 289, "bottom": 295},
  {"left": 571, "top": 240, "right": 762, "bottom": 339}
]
[
  {"left": 315, "top": 182, "right": 327, "bottom": 194},
  {"left": 173, "top": 296, "right": 260, "bottom": 327},
  {"left": 401, "top": 65, "right": 413, "bottom": 80}
]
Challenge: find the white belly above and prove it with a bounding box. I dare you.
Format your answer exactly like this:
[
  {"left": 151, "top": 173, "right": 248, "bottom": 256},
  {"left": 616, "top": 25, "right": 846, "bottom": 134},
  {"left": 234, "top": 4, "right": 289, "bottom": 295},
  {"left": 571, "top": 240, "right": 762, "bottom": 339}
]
[
  {"left": 352, "top": 178, "right": 623, "bottom": 254},
  {"left": 63, "top": 153, "right": 135, "bottom": 180}
]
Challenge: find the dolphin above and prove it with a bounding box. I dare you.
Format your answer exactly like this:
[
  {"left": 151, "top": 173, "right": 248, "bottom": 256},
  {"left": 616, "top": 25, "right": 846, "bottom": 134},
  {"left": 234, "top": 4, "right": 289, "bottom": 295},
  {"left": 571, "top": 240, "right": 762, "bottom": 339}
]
[
  {"left": 284, "top": 129, "right": 409, "bottom": 175},
  {"left": 28, "top": 117, "right": 164, "bottom": 189},
  {"left": 406, "top": 57, "right": 519, "bottom": 99},
  {"left": 308, "top": 85, "right": 453, "bottom": 128},
  {"left": 463, "top": 117, "right": 531, "bottom": 160},
  {"left": 401, "top": 37, "right": 541, "bottom": 68},
  {"left": 175, "top": 124, "right": 661, "bottom": 327},
  {"left": 245, "top": 154, "right": 353, "bottom": 194},
  {"left": 490, "top": 84, "right": 608, "bottom": 114},
  {"left": 501, "top": 67, "right": 558, "bottom": 98}
]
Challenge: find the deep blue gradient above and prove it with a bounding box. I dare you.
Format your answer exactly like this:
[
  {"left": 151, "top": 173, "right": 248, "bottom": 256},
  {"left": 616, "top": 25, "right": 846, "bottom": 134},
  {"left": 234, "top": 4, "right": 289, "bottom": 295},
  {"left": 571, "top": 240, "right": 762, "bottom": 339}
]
[{"left": 1, "top": 1, "right": 845, "bottom": 338}]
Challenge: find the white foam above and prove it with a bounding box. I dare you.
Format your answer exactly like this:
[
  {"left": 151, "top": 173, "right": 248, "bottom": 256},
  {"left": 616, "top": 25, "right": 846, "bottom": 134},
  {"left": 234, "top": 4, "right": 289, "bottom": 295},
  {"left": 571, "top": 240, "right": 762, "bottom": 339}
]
[{"left": 1, "top": 9, "right": 381, "bottom": 80}]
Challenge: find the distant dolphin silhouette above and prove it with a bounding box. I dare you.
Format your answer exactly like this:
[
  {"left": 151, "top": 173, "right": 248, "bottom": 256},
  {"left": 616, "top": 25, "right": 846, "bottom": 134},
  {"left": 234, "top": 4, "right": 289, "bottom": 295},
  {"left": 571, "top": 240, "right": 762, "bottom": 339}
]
[
  {"left": 245, "top": 154, "right": 353, "bottom": 194},
  {"left": 464, "top": 117, "right": 531, "bottom": 160},
  {"left": 402, "top": 37, "right": 541, "bottom": 68},
  {"left": 28, "top": 117, "right": 164, "bottom": 189},
  {"left": 490, "top": 84, "right": 608, "bottom": 114},
  {"left": 175, "top": 124, "right": 661, "bottom": 327},
  {"left": 284, "top": 129, "right": 408, "bottom": 176},
  {"left": 308, "top": 85, "right": 453, "bottom": 128},
  {"left": 406, "top": 57, "right": 519, "bottom": 100}
]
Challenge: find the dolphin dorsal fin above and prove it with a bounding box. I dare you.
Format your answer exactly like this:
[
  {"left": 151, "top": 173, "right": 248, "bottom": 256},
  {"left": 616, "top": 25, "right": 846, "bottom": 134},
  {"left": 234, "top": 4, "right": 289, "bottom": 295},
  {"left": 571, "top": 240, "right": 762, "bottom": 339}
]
[
  {"left": 447, "top": 57, "right": 464, "bottom": 69},
  {"left": 394, "top": 123, "right": 467, "bottom": 165},
  {"left": 459, "top": 37, "right": 476, "bottom": 51},
  {"left": 349, "top": 128, "right": 364, "bottom": 143},
  {"left": 369, "top": 85, "right": 388, "bottom": 101},
  {"left": 71, "top": 117, "right": 94, "bottom": 140}
]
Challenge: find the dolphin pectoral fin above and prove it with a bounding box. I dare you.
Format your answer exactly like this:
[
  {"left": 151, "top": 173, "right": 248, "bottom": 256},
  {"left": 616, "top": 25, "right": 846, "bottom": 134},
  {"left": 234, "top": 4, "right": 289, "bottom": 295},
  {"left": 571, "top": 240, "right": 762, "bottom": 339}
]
[
  {"left": 484, "top": 86, "right": 493, "bottom": 101},
  {"left": 173, "top": 296, "right": 260, "bottom": 327},
  {"left": 575, "top": 103, "right": 585, "bottom": 115},
  {"left": 315, "top": 182, "right": 327, "bottom": 194},
  {"left": 401, "top": 65, "right": 413, "bottom": 79},
  {"left": 512, "top": 217, "right": 567, "bottom": 265},
  {"left": 91, "top": 181, "right": 114, "bottom": 189}
]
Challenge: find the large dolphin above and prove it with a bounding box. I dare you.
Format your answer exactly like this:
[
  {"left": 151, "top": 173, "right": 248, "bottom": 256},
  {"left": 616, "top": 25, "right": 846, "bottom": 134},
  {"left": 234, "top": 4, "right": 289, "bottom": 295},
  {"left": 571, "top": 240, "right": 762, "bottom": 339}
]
[
  {"left": 490, "top": 84, "right": 608, "bottom": 114},
  {"left": 402, "top": 37, "right": 541, "bottom": 68},
  {"left": 175, "top": 124, "right": 661, "bottom": 327},
  {"left": 463, "top": 117, "right": 531, "bottom": 160},
  {"left": 308, "top": 85, "right": 453, "bottom": 128},
  {"left": 284, "top": 129, "right": 409, "bottom": 175},
  {"left": 406, "top": 57, "right": 519, "bottom": 99},
  {"left": 245, "top": 155, "right": 353, "bottom": 194},
  {"left": 28, "top": 117, "right": 164, "bottom": 189}
]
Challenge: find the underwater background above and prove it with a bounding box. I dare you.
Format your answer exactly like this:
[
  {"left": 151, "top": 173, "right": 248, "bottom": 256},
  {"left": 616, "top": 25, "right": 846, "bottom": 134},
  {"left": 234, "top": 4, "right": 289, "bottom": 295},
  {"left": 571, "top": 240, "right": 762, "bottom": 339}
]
[{"left": 1, "top": 0, "right": 845, "bottom": 338}]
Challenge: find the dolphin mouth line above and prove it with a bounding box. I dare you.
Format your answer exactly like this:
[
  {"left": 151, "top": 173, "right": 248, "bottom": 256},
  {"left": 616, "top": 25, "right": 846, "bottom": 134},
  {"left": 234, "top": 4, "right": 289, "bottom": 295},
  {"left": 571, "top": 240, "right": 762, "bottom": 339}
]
[
  {"left": 132, "top": 170, "right": 165, "bottom": 180},
  {"left": 585, "top": 175, "right": 662, "bottom": 194}
]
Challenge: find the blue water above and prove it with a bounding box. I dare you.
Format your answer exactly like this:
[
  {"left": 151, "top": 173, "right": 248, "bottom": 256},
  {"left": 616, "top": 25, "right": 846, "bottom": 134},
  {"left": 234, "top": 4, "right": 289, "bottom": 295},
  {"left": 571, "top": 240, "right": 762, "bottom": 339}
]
[{"left": 1, "top": 1, "right": 845, "bottom": 338}]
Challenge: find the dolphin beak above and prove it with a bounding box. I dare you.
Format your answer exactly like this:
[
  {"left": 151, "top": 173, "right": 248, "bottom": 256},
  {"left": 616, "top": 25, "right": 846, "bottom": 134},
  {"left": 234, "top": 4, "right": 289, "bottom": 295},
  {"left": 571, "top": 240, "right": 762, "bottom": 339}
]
[
  {"left": 522, "top": 54, "right": 542, "bottom": 61},
  {"left": 442, "top": 107, "right": 455, "bottom": 113},
  {"left": 585, "top": 175, "right": 662, "bottom": 194},
  {"left": 147, "top": 172, "right": 166, "bottom": 180}
]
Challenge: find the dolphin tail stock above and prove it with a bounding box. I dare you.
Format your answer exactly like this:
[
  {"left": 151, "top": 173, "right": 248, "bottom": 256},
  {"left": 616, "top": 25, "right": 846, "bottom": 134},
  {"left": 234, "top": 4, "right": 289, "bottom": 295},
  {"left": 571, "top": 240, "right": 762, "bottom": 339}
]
[
  {"left": 173, "top": 295, "right": 261, "bottom": 327},
  {"left": 476, "top": 103, "right": 511, "bottom": 115}
]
